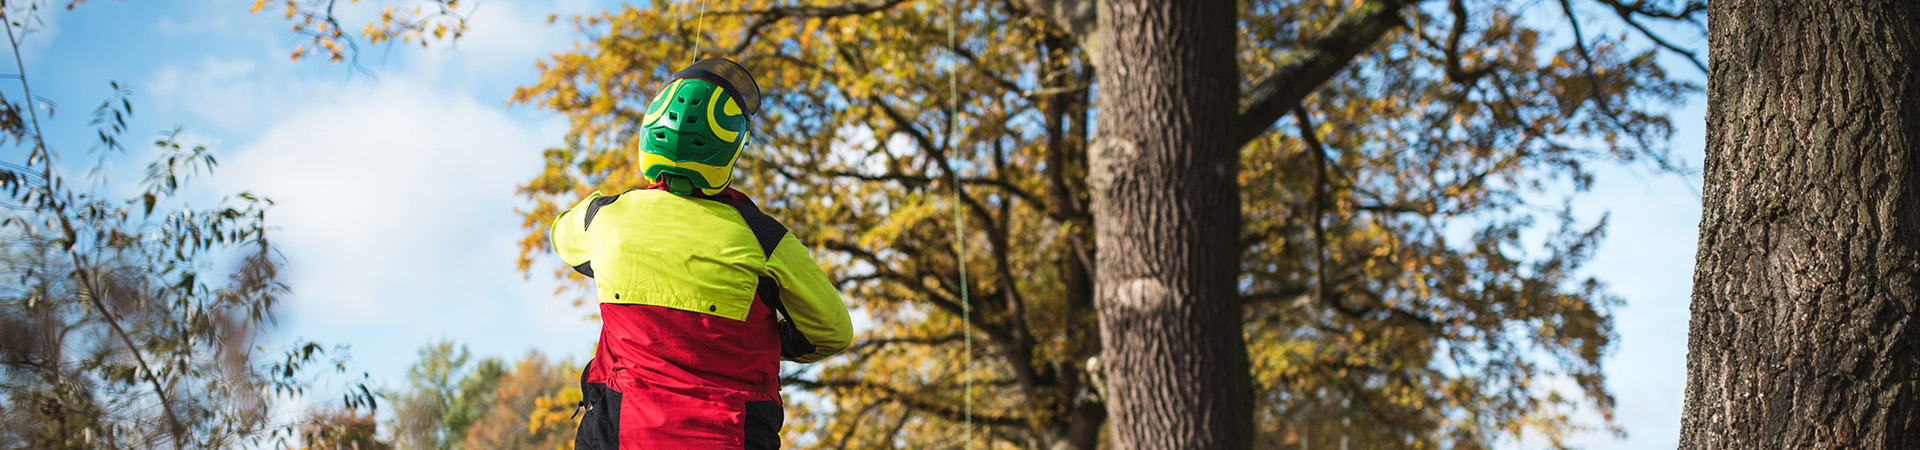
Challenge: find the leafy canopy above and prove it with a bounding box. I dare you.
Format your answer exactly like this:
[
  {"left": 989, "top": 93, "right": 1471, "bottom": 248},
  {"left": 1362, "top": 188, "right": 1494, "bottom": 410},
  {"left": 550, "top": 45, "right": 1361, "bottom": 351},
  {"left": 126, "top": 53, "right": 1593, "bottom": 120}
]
[
  {"left": 504, "top": 0, "right": 1696, "bottom": 448},
  {"left": 0, "top": 75, "right": 373, "bottom": 450}
]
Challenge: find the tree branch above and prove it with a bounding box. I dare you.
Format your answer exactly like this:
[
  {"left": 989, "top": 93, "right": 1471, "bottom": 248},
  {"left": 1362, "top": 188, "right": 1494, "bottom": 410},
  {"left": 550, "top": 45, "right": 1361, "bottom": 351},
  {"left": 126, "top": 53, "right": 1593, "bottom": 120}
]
[
  {"left": 786, "top": 377, "right": 1028, "bottom": 427},
  {"left": 944, "top": 31, "right": 1027, "bottom": 95},
  {"left": 1593, "top": 0, "right": 1706, "bottom": 73},
  {"left": 1014, "top": 0, "right": 1097, "bottom": 48},
  {"left": 1297, "top": 106, "right": 1337, "bottom": 318},
  {"left": 698, "top": 0, "right": 914, "bottom": 56},
  {"left": 820, "top": 239, "right": 1009, "bottom": 339},
  {"left": 6, "top": 10, "right": 183, "bottom": 447},
  {"left": 1234, "top": 0, "right": 1420, "bottom": 149},
  {"left": 825, "top": 170, "right": 1050, "bottom": 210},
  {"left": 851, "top": 334, "right": 966, "bottom": 353},
  {"left": 834, "top": 400, "right": 886, "bottom": 448},
  {"left": 711, "top": 0, "right": 914, "bottom": 18},
  {"left": 1241, "top": 286, "right": 1311, "bottom": 305}
]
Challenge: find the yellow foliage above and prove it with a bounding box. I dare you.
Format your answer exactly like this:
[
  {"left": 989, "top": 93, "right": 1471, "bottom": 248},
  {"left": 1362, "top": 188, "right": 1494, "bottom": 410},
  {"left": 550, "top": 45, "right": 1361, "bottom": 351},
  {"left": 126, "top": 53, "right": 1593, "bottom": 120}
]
[
  {"left": 505, "top": 0, "right": 1689, "bottom": 448},
  {"left": 461, "top": 354, "right": 576, "bottom": 450},
  {"left": 264, "top": 1, "right": 469, "bottom": 63}
]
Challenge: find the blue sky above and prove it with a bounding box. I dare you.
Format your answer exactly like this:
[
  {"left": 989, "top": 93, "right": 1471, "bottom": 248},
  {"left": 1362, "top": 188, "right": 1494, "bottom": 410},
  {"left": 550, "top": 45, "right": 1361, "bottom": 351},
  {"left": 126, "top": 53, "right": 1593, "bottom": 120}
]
[
  {"left": 16, "top": 1, "right": 1702, "bottom": 447},
  {"left": 20, "top": 0, "right": 609, "bottom": 428}
]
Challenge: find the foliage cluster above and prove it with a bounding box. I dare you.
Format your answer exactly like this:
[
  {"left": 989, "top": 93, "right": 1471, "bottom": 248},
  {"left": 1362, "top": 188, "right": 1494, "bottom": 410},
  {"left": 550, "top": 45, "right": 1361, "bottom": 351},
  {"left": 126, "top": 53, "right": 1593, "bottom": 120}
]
[
  {"left": 244, "top": 0, "right": 1706, "bottom": 447},
  {"left": 258, "top": 0, "right": 470, "bottom": 64},
  {"left": 0, "top": 84, "right": 343, "bottom": 449},
  {"left": 0, "top": 2, "right": 409, "bottom": 448},
  {"left": 0, "top": 55, "right": 370, "bottom": 450},
  {"left": 374, "top": 342, "right": 579, "bottom": 450},
  {"left": 283, "top": 342, "right": 582, "bottom": 450},
  {"left": 505, "top": 0, "right": 1699, "bottom": 448}
]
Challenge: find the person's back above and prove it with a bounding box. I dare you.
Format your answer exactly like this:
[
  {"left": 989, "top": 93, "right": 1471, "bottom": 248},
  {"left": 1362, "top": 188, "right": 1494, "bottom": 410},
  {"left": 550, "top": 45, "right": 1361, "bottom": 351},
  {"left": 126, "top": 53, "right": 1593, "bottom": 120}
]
[{"left": 549, "top": 58, "right": 852, "bottom": 450}]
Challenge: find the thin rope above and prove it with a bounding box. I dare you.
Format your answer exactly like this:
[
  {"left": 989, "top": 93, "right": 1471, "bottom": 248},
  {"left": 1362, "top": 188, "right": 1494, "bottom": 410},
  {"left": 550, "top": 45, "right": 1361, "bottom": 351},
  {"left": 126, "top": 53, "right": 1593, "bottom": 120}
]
[
  {"left": 946, "top": 0, "right": 972, "bottom": 448},
  {"left": 692, "top": 0, "right": 710, "bottom": 62}
]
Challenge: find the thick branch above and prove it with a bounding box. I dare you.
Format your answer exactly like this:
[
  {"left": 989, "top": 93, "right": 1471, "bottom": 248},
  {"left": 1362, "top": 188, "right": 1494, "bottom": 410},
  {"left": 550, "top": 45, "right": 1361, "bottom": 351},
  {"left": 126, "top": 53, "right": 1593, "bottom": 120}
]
[{"left": 1234, "top": 0, "right": 1420, "bottom": 149}]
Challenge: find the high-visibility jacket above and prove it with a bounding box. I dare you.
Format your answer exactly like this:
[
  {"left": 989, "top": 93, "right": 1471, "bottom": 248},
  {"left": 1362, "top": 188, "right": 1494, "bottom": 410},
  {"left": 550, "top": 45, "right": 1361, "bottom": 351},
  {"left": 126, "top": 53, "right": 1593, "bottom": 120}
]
[{"left": 550, "top": 185, "right": 852, "bottom": 450}]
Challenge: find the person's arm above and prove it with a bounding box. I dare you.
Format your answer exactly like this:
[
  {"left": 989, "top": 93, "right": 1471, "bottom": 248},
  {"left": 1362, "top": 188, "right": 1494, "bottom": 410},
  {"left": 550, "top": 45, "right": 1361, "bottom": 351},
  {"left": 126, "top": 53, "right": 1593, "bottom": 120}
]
[
  {"left": 549, "top": 192, "right": 602, "bottom": 277},
  {"left": 766, "top": 233, "right": 853, "bottom": 363}
]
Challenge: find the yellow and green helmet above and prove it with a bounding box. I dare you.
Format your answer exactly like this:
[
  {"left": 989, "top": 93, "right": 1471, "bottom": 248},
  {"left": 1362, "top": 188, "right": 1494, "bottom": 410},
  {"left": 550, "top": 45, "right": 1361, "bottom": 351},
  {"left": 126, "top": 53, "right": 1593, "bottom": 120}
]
[{"left": 638, "top": 58, "right": 762, "bottom": 196}]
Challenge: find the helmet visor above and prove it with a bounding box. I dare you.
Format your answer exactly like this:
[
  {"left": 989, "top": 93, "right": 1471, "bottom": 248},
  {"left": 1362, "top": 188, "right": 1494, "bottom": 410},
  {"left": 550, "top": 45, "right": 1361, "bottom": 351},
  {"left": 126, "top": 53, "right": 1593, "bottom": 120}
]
[{"left": 667, "top": 58, "right": 761, "bottom": 117}]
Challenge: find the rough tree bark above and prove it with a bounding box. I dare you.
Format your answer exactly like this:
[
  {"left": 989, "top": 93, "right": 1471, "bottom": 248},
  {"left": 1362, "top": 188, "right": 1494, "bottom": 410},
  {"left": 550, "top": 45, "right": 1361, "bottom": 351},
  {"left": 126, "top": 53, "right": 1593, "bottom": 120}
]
[
  {"left": 1088, "top": 0, "right": 1251, "bottom": 448},
  {"left": 1682, "top": 1, "right": 1920, "bottom": 449}
]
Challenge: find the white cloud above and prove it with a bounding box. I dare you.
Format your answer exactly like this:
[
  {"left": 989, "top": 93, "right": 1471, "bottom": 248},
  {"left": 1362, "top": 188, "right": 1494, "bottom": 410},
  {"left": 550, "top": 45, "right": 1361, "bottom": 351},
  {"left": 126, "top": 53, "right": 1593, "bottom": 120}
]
[
  {"left": 105, "top": 0, "right": 620, "bottom": 395},
  {"left": 153, "top": 4, "right": 257, "bottom": 38},
  {"left": 141, "top": 0, "right": 588, "bottom": 134},
  {"left": 215, "top": 76, "right": 550, "bottom": 324},
  {"left": 146, "top": 58, "right": 291, "bottom": 132}
]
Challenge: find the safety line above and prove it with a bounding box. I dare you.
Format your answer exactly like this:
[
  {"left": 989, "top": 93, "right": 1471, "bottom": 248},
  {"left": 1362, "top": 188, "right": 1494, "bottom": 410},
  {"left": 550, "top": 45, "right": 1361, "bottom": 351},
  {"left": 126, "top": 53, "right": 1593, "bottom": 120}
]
[
  {"left": 692, "top": 0, "right": 710, "bottom": 62},
  {"left": 946, "top": 0, "right": 973, "bottom": 447}
]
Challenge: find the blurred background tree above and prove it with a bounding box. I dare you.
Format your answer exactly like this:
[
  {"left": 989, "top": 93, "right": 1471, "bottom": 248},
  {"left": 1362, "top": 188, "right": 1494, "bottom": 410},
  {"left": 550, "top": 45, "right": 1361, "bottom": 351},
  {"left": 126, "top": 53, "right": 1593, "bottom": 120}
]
[
  {"left": 508, "top": 0, "right": 1700, "bottom": 448},
  {"left": 0, "top": 42, "right": 367, "bottom": 450},
  {"left": 0, "top": 0, "right": 479, "bottom": 447},
  {"left": 298, "top": 408, "right": 391, "bottom": 450},
  {"left": 377, "top": 342, "right": 577, "bottom": 450},
  {"left": 385, "top": 341, "right": 485, "bottom": 450}
]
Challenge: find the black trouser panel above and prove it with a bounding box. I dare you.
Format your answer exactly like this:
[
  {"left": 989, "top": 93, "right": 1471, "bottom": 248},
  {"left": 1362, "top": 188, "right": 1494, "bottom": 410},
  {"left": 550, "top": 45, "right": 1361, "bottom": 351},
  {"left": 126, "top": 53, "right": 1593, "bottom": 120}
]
[
  {"left": 575, "top": 381, "right": 622, "bottom": 450},
  {"left": 745, "top": 400, "right": 783, "bottom": 450}
]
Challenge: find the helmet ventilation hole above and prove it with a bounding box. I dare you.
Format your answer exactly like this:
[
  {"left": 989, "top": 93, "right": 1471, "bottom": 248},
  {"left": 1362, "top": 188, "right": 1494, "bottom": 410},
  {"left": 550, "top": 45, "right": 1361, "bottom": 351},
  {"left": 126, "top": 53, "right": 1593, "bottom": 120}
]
[
  {"left": 693, "top": 139, "right": 706, "bottom": 147},
  {"left": 653, "top": 132, "right": 666, "bottom": 140},
  {"left": 668, "top": 112, "right": 679, "bottom": 120}
]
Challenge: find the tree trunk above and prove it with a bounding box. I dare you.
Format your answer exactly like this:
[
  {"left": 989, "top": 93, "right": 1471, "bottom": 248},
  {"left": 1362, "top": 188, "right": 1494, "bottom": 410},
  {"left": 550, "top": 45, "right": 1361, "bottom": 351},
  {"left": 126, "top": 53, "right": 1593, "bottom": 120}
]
[
  {"left": 1682, "top": 1, "right": 1920, "bottom": 449},
  {"left": 1088, "top": 0, "right": 1250, "bottom": 448}
]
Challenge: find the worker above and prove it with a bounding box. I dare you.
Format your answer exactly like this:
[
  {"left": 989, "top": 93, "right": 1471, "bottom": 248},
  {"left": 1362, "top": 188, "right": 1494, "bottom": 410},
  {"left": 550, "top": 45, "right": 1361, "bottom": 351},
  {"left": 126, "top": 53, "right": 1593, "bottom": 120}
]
[{"left": 549, "top": 57, "right": 853, "bottom": 450}]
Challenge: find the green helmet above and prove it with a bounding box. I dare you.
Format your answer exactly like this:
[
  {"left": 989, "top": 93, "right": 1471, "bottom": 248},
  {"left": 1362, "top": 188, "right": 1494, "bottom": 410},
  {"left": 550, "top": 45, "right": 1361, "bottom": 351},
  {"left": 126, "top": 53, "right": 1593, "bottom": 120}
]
[{"left": 638, "top": 58, "right": 762, "bottom": 196}]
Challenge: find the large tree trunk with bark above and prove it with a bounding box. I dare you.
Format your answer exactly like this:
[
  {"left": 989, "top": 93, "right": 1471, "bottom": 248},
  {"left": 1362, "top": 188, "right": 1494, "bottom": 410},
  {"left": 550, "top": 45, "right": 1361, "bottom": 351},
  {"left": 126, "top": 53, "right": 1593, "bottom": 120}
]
[
  {"left": 1088, "top": 0, "right": 1251, "bottom": 448},
  {"left": 1682, "top": 1, "right": 1920, "bottom": 449}
]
